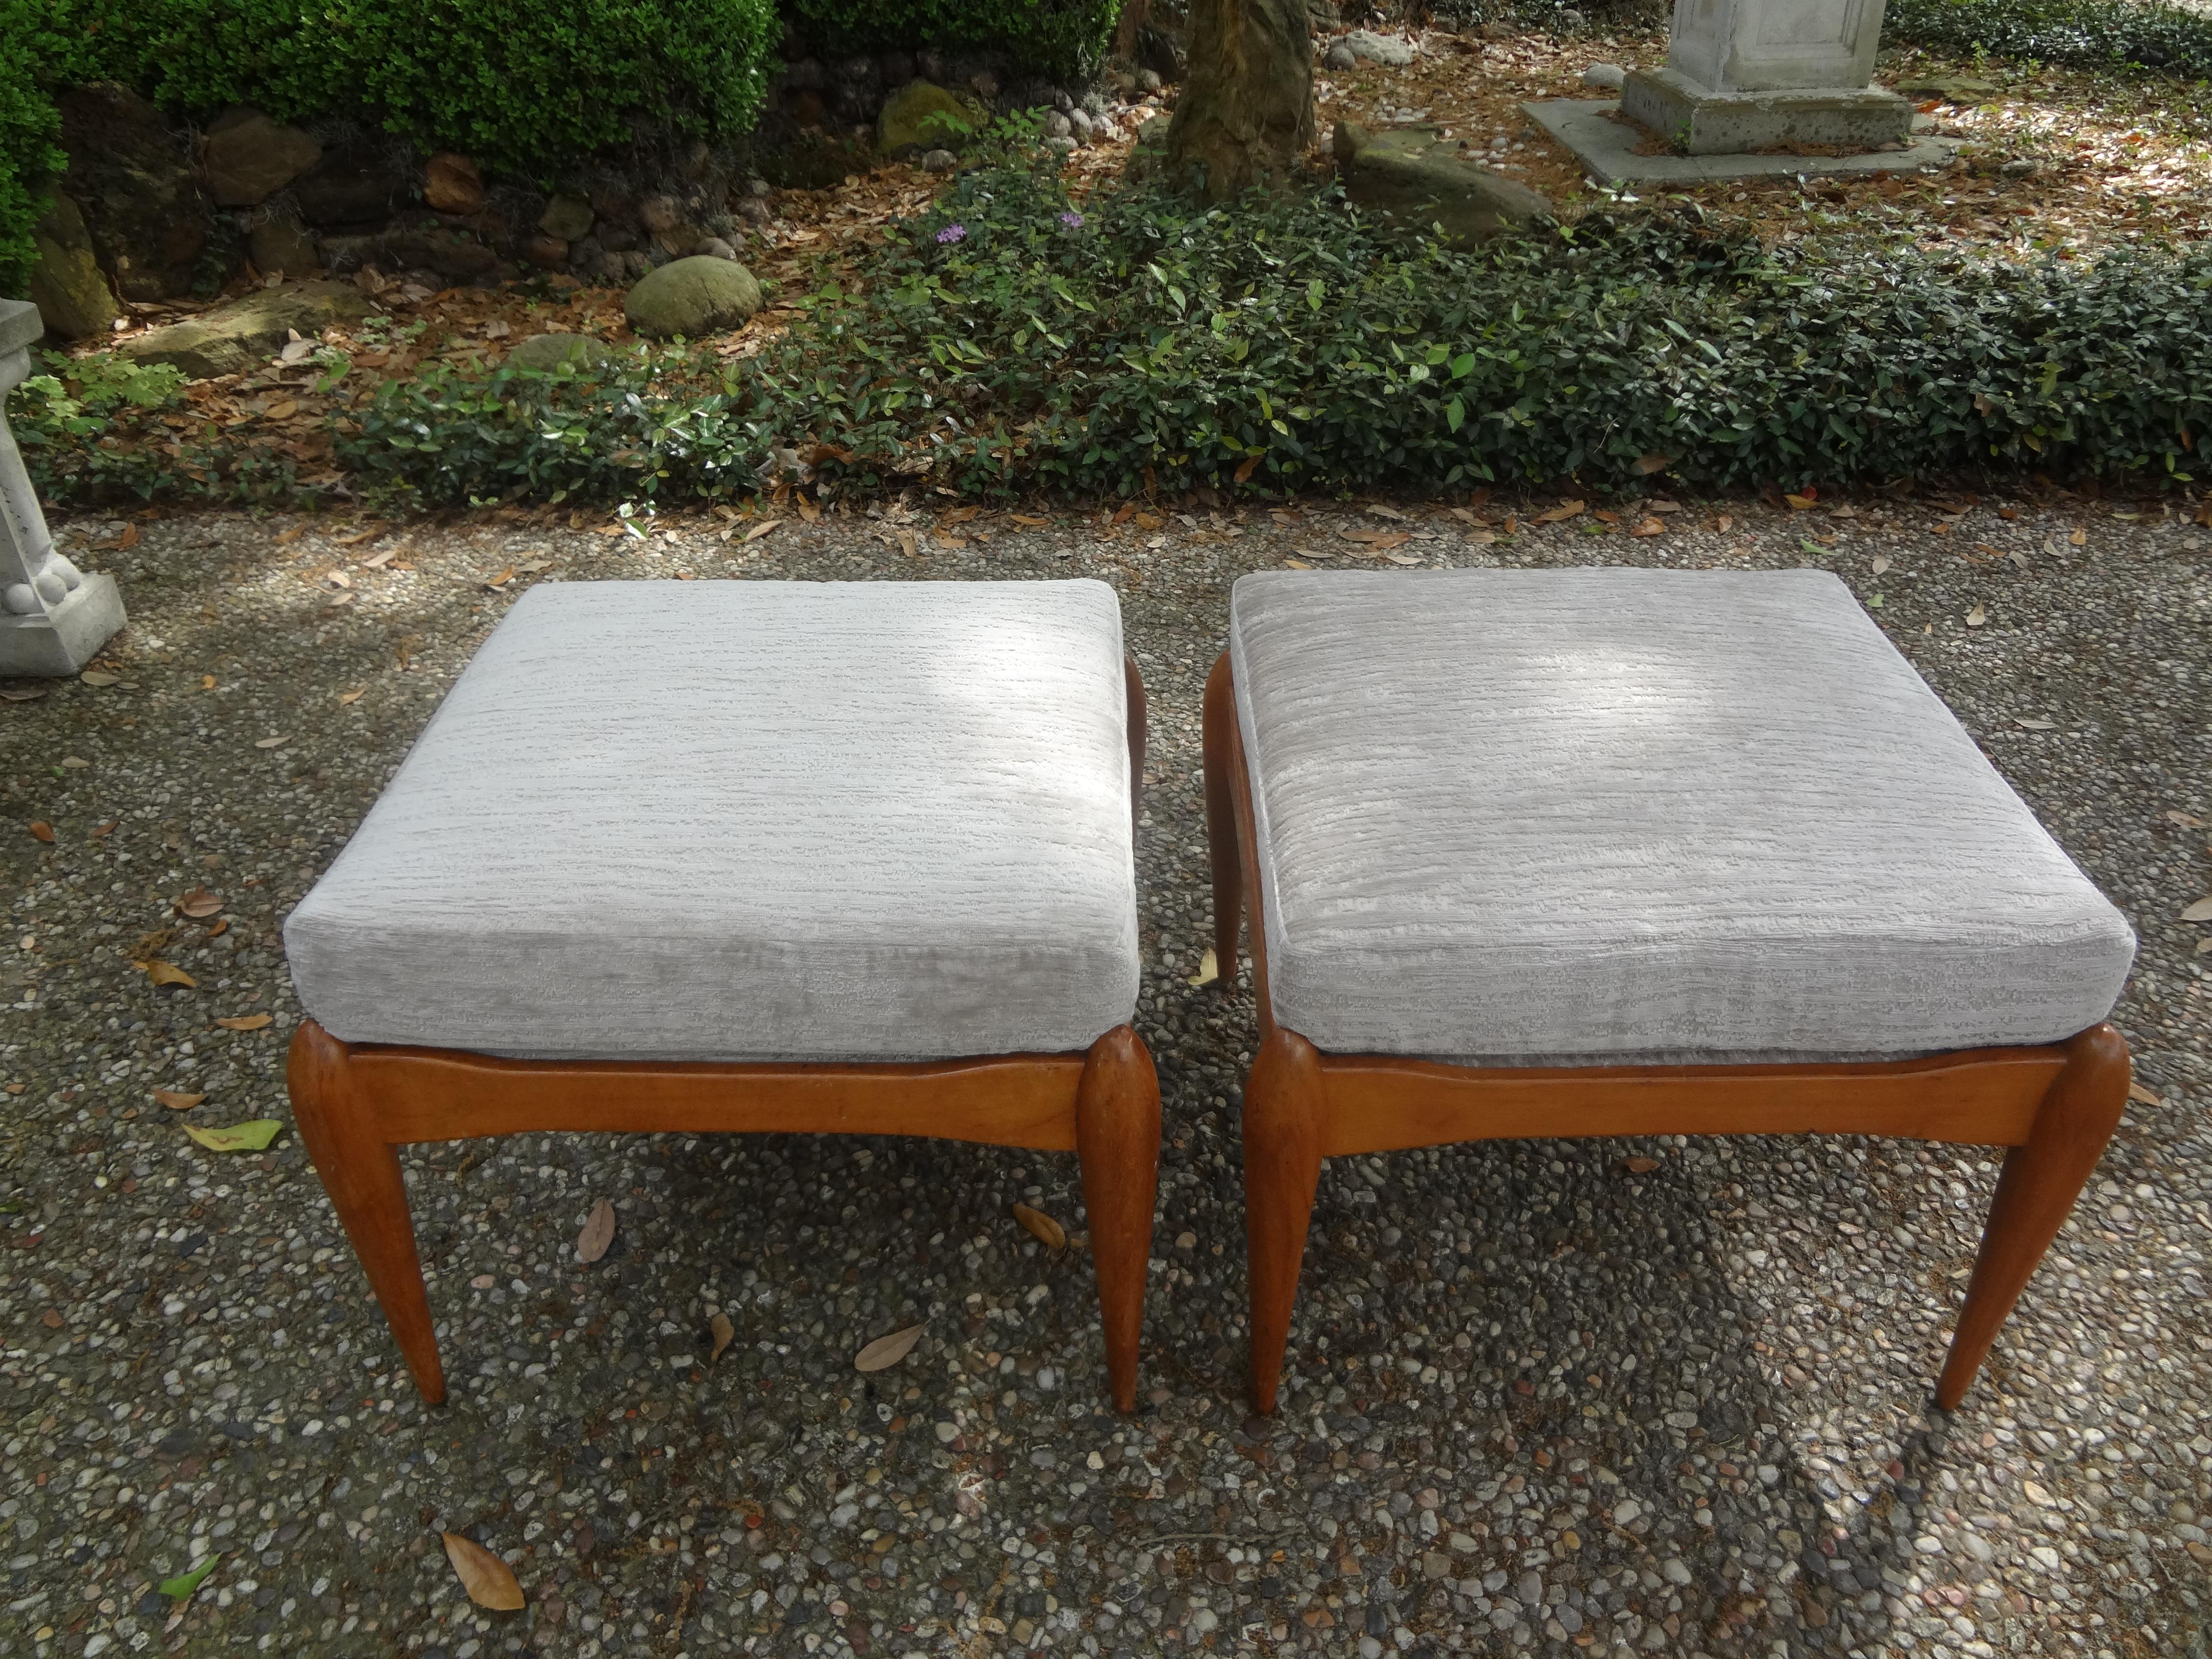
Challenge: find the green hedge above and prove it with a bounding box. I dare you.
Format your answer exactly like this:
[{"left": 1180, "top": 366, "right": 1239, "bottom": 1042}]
[
  {"left": 34, "top": 0, "right": 782, "bottom": 173},
  {"left": 1886, "top": 0, "right": 2212, "bottom": 78},
  {"left": 784, "top": 0, "right": 1121, "bottom": 83},
  {"left": 0, "top": 43, "right": 62, "bottom": 293}
]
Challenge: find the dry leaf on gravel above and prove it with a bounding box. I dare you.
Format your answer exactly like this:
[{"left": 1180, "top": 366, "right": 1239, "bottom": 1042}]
[
  {"left": 2015, "top": 717, "right": 2056, "bottom": 731},
  {"left": 709, "top": 1312, "right": 735, "bottom": 1364},
  {"left": 185, "top": 1120, "right": 282, "bottom": 1152},
  {"left": 1624, "top": 1156, "right": 1662, "bottom": 1174},
  {"left": 1013, "top": 1202, "right": 1067, "bottom": 1250},
  {"left": 1965, "top": 604, "right": 1988, "bottom": 627},
  {"left": 441, "top": 1533, "right": 525, "bottom": 1611},
  {"left": 1634, "top": 452, "right": 1672, "bottom": 475},
  {"left": 2181, "top": 897, "right": 2212, "bottom": 922},
  {"left": 79, "top": 670, "right": 120, "bottom": 686},
  {"left": 745, "top": 519, "right": 783, "bottom": 542},
  {"left": 2128, "top": 1082, "right": 2162, "bottom": 1107},
  {"left": 855, "top": 1322, "right": 927, "bottom": 1372},
  {"left": 28, "top": 820, "right": 53, "bottom": 842},
  {"left": 1629, "top": 517, "right": 1665, "bottom": 538},
  {"left": 174, "top": 889, "right": 223, "bottom": 918},
  {"left": 154, "top": 1090, "right": 206, "bottom": 1110},
  {"left": 1534, "top": 501, "right": 1585, "bottom": 523},
  {"left": 339, "top": 688, "right": 366, "bottom": 705},
  {"left": 253, "top": 735, "right": 289, "bottom": 749},
  {"left": 215, "top": 1013, "right": 273, "bottom": 1031},
  {"left": 576, "top": 1199, "right": 616, "bottom": 1263},
  {"left": 142, "top": 960, "right": 196, "bottom": 989},
  {"left": 1186, "top": 948, "right": 1219, "bottom": 987}
]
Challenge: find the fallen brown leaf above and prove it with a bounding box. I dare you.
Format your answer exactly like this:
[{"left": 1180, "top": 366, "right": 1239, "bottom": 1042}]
[
  {"left": 1010, "top": 513, "right": 1049, "bottom": 526},
  {"left": 1012, "top": 1202, "right": 1067, "bottom": 1250},
  {"left": 855, "top": 1322, "right": 927, "bottom": 1373},
  {"left": 482, "top": 566, "right": 516, "bottom": 590},
  {"left": 2128, "top": 1082, "right": 2162, "bottom": 1107},
  {"left": 214, "top": 1013, "right": 274, "bottom": 1031},
  {"left": 1234, "top": 455, "right": 1261, "bottom": 484},
  {"left": 1965, "top": 603, "right": 1987, "bottom": 627},
  {"left": 79, "top": 670, "right": 120, "bottom": 686},
  {"left": 441, "top": 1533, "right": 524, "bottom": 1611},
  {"left": 2181, "top": 896, "right": 2212, "bottom": 923},
  {"left": 253, "top": 735, "right": 289, "bottom": 749},
  {"left": 2015, "top": 717, "right": 2056, "bottom": 731},
  {"left": 1623, "top": 1156, "right": 1661, "bottom": 1174},
  {"left": 154, "top": 1090, "right": 205, "bottom": 1110},
  {"left": 576, "top": 1198, "right": 616, "bottom": 1263},
  {"left": 142, "top": 961, "right": 196, "bottom": 989},
  {"left": 1534, "top": 500, "right": 1584, "bottom": 523},
  {"left": 795, "top": 495, "right": 821, "bottom": 524},
  {"left": 175, "top": 889, "right": 224, "bottom": 919},
  {"left": 1783, "top": 492, "right": 1817, "bottom": 511},
  {"left": 1633, "top": 452, "right": 1672, "bottom": 475},
  {"left": 28, "top": 820, "right": 53, "bottom": 842},
  {"left": 338, "top": 688, "right": 366, "bottom": 705},
  {"left": 744, "top": 519, "right": 783, "bottom": 542},
  {"left": 1629, "top": 517, "right": 1665, "bottom": 538},
  {"left": 333, "top": 526, "right": 383, "bottom": 546},
  {"left": 709, "top": 1311, "right": 736, "bottom": 1364}
]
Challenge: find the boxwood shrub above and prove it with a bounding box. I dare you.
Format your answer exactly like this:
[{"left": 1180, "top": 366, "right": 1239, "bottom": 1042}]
[
  {"left": 331, "top": 158, "right": 2211, "bottom": 509},
  {"left": 1886, "top": 0, "right": 2212, "bottom": 79},
  {"left": 783, "top": 0, "right": 1122, "bottom": 83}
]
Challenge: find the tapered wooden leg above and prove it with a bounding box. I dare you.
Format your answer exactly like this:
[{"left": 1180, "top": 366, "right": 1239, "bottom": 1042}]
[
  {"left": 1202, "top": 651, "right": 1242, "bottom": 986},
  {"left": 1077, "top": 1025, "right": 1163, "bottom": 1413},
  {"left": 1936, "top": 1022, "right": 2130, "bottom": 1410},
  {"left": 1245, "top": 1026, "right": 1326, "bottom": 1415},
  {"left": 289, "top": 1020, "right": 446, "bottom": 1405}
]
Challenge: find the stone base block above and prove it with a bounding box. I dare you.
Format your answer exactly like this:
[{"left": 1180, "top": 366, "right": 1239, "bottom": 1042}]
[
  {"left": 1619, "top": 67, "right": 1912, "bottom": 156},
  {"left": 1525, "top": 99, "right": 1958, "bottom": 186},
  {"left": 0, "top": 574, "right": 126, "bottom": 677}
]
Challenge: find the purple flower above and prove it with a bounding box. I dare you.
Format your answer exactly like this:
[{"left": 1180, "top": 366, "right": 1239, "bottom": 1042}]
[
  {"left": 1059, "top": 211, "right": 1084, "bottom": 229},
  {"left": 935, "top": 223, "right": 967, "bottom": 245}
]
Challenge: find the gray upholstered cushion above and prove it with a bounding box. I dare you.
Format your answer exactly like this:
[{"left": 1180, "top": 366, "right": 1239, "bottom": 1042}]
[
  {"left": 1230, "top": 568, "right": 2134, "bottom": 1062},
  {"left": 286, "top": 580, "right": 1139, "bottom": 1060}
]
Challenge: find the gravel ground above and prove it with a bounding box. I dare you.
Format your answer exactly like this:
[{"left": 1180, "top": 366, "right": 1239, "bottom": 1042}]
[{"left": 2, "top": 487, "right": 2208, "bottom": 1659}]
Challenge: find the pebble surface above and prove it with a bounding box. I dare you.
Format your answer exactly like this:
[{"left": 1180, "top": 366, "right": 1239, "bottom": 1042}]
[{"left": 1, "top": 490, "right": 2206, "bottom": 1657}]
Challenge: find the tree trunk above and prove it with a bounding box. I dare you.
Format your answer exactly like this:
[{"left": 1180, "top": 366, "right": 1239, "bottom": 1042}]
[
  {"left": 1114, "top": 0, "right": 1150, "bottom": 63},
  {"left": 1164, "top": 0, "right": 1316, "bottom": 202}
]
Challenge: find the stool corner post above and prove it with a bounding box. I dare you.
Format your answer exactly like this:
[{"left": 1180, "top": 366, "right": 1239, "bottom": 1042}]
[
  {"left": 1244, "top": 1026, "right": 1325, "bottom": 1416},
  {"left": 289, "top": 1018, "right": 448, "bottom": 1407},
  {"left": 1078, "top": 1024, "right": 1163, "bottom": 1413},
  {"left": 1936, "top": 1022, "right": 2130, "bottom": 1411}
]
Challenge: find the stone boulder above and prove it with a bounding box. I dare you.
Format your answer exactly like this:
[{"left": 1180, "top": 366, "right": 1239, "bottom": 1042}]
[
  {"left": 506, "top": 332, "right": 615, "bottom": 373},
  {"left": 622, "top": 255, "right": 762, "bottom": 339},
  {"left": 57, "top": 82, "right": 214, "bottom": 301},
  {"left": 878, "top": 81, "right": 985, "bottom": 158},
  {"left": 116, "top": 280, "right": 373, "bottom": 379},
  {"left": 203, "top": 108, "right": 321, "bottom": 207},
  {"left": 1343, "top": 30, "right": 1416, "bottom": 65},
  {"left": 423, "top": 154, "right": 484, "bottom": 215},
  {"left": 539, "top": 194, "right": 594, "bottom": 241},
  {"left": 1334, "top": 122, "right": 1550, "bottom": 245},
  {"left": 25, "top": 193, "right": 120, "bottom": 340}
]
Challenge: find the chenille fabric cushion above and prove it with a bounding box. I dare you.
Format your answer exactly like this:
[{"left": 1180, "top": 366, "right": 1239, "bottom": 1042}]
[
  {"left": 285, "top": 580, "right": 1139, "bottom": 1060},
  {"left": 1228, "top": 568, "right": 2134, "bottom": 1063}
]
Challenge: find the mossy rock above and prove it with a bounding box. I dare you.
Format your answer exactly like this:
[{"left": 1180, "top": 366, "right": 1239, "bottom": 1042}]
[
  {"left": 878, "top": 81, "right": 987, "bottom": 159},
  {"left": 26, "top": 193, "right": 120, "bottom": 341},
  {"left": 623, "top": 256, "right": 763, "bottom": 340},
  {"left": 115, "top": 279, "right": 372, "bottom": 378},
  {"left": 1335, "top": 123, "right": 1551, "bottom": 246},
  {"left": 505, "top": 332, "right": 616, "bottom": 372}
]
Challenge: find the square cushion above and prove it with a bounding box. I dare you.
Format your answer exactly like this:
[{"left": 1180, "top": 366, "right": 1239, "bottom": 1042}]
[
  {"left": 286, "top": 580, "right": 1139, "bottom": 1061},
  {"left": 1230, "top": 568, "right": 2135, "bottom": 1062}
]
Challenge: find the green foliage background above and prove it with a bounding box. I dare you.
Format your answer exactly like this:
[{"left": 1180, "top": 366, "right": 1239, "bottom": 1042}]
[
  {"left": 1886, "top": 0, "right": 2212, "bottom": 78},
  {"left": 0, "top": 0, "right": 783, "bottom": 291},
  {"left": 782, "top": 0, "right": 1122, "bottom": 82}
]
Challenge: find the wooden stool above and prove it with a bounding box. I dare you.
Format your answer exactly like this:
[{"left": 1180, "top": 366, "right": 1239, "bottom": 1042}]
[
  {"left": 287, "top": 580, "right": 1161, "bottom": 1409},
  {"left": 1203, "top": 569, "right": 2136, "bottom": 1415}
]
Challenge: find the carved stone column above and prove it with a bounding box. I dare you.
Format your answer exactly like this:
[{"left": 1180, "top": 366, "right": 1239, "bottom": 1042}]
[
  {"left": 0, "top": 300, "right": 126, "bottom": 676},
  {"left": 1621, "top": 0, "right": 1912, "bottom": 155}
]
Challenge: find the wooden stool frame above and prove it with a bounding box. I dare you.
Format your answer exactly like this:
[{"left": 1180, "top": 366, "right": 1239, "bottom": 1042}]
[
  {"left": 1202, "top": 653, "right": 2130, "bottom": 1417},
  {"left": 293, "top": 660, "right": 1164, "bottom": 1413}
]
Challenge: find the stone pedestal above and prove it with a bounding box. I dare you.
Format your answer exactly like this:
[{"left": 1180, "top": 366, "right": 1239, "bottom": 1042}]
[
  {"left": 0, "top": 300, "right": 127, "bottom": 677},
  {"left": 1620, "top": 0, "right": 1911, "bottom": 154}
]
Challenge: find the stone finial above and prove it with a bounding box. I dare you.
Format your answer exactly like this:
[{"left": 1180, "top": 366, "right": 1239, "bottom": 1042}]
[{"left": 0, "top": 301, "right": 128, "bottom": 677}]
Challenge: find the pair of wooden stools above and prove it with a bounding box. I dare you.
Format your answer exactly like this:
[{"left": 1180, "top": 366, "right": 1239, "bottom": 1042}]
[{"left": 285, "top": 572, "right": 2135, "bottom": 1417}]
